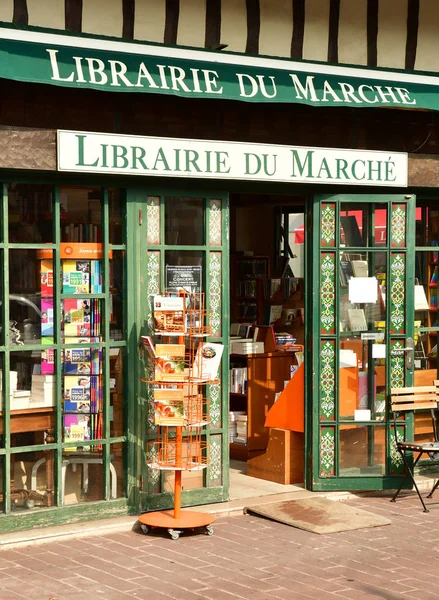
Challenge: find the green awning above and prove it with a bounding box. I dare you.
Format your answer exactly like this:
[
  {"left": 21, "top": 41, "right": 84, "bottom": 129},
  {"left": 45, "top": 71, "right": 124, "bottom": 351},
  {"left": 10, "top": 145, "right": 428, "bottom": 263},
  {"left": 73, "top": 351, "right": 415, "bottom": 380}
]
[{"left": 2, "top": 24, "right": 439, "bottom": 111}]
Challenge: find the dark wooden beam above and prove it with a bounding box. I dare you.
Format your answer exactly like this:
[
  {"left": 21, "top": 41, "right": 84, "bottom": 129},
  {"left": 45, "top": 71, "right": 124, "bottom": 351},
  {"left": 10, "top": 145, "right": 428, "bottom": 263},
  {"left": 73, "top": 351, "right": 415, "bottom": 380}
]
[
  {"left": 367, "top": 0, "right": 378, "bottom": 67},
  {"left": 291, "top": 0, "right": 305, "bottom": 59},
  {"left": 205, "top": 0, "right": 221, "bottom": 49},
  {"left": 406, "top": 0, "right": 419, "bottom": 70},
  {"left": 122, "top": 0, "right": 135, "bottom": 40},
  {"left": 245, "top": 0, "right": 260, "bottom": 54},
  {"left": 13, "top": 0, "right": 28, "bottom": 25},
  {"left": 328, "top": 0, "right": 340, "bottom": 63},
  {"left": 164, "top": 0, "right": 180, "bottom": 45},
  {"left": 65, "top": 0, "right": 83, "bottom": 33}
]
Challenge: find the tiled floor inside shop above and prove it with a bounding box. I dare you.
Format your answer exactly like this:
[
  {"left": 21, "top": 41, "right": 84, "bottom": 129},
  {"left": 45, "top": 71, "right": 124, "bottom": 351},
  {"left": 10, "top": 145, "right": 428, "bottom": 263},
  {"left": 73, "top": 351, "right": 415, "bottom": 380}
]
[{"left": 228, "top": 459, "right": 305, "bottom": 500}]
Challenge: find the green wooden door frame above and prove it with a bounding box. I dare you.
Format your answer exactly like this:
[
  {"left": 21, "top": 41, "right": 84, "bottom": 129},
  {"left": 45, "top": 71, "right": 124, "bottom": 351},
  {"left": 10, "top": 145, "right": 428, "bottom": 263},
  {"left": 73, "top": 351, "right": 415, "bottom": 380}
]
[
  {"left": 133, "top": 187, "right": 230, "bottom": 512},
  {"left": 305, "top": 193, "right": 416, "bottom": 492}
]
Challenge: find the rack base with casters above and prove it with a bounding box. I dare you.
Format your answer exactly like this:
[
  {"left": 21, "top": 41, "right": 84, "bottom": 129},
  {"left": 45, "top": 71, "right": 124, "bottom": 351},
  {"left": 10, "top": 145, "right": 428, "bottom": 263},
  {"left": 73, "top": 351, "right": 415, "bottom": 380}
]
[{"left": 138, "top": 509, "right": 215, "bottom": 540}]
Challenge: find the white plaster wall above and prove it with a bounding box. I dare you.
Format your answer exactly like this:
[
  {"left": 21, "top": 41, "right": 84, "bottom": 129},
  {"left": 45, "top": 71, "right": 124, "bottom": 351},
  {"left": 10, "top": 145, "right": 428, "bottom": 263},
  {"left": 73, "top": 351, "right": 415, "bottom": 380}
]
[
  {"left": 415, "top": 0, "right": 439, "bottom": 72},
  {"left": 28, "top": 0, "right": 64, "bottom": 29},
  {"left": 177, "top": 0, "right": 206, "bottom": 48},
  {"left": 0, "top": 1, "right": 13, "bottom": 22},
  {"left": 302, "top": 0, "right": 330, "bottom": 63},
  {"left": 377, "top": 0, "right": 407, "bottom": 69},
  {"left": 338, "top": 0, "right": 367, "bottom": 66},
  {"left": 220, "top": 0, "right": 247, "bottom": 53},
  {"left": 134, "top": 0, "right": 166, "bottom": 43},
  {"left": 259, "top": 0, "right": 293, "bottom": 58},
  {"left": 82, "top": 0, "right": 123, "bottom": 38}
]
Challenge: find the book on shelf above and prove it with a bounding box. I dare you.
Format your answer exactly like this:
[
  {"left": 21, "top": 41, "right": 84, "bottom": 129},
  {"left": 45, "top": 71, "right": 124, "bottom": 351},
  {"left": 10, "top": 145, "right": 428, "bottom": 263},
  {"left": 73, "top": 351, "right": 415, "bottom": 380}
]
[
  {"left": 153, "top": 388, "right": 185, "bottom": 425},
  {"left": 263, "top": 304, "right": 283, "bottom": 326},
  {"left": 414, "top": 284, "right": 429, "bottom": 311},
  {"left": 192, "top": 342, "right": 224, "bottom": 381},
  {"left": 63, "top": 374, "right": 103, "bottom": 413},
  {"left": 62, "top": 260, "right": 91, "bottom": 294},
  {"left": 41, "top": 337, "right": 54, "bottom": 374},
  {"left": 155, "top": 344, "right": 186, "bottom": 381},
  {"left": 41, "top": 299, "right": 54, "bottom": 336},
  {"left": 63, "top": 347, "right": 101, "bottom": 375},
  {"left": 347, "top": 308, "right": 368, "bottom": 332},
  {"left": 339, "top": 259, "right": 354, "bottom": 287},
  {"left": 40, "top": 259, "right": 53, "bottom": 297},
  {"left": 351, "top": 260, "right": 369, "bottom": 277},
  {"left": 63, "top": 298, "right": 101, "bottom": 337},
  {"left": 153, "top": 295, "right": 186, "bottom": 333}
]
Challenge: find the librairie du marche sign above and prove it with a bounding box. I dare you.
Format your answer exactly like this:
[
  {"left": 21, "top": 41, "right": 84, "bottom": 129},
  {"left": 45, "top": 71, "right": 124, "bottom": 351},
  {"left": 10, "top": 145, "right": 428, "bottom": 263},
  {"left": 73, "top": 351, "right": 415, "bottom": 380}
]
[
  {"left": 58, "top": 131, "right": 408, "bottom": 187},
  {"left": 2, "top": 26, "right": 439, "bottom": 111}
]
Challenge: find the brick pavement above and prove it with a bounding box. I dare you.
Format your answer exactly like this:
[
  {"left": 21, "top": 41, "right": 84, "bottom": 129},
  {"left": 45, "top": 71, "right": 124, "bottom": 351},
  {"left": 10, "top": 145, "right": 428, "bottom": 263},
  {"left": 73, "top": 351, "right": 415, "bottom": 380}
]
[{"left": 0, "top": 494, "right": 439, "bottom": 599}]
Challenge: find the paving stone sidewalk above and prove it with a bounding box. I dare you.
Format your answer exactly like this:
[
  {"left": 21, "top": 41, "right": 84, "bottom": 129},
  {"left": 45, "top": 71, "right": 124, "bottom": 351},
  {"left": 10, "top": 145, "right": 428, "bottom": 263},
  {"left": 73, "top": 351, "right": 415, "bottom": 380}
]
[{"left": 0, "top": 493, "right": 439, "bottom": 600}]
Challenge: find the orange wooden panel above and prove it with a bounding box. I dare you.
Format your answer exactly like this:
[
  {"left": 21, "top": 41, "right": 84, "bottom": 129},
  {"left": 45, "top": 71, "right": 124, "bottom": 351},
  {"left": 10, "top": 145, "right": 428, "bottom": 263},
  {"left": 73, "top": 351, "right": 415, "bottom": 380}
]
[
  {"left": 339, "top": 367, "right": 358, "bottom": 417},
  {"left": 264, "top": 362, "right": 304, "bottom": 432}
]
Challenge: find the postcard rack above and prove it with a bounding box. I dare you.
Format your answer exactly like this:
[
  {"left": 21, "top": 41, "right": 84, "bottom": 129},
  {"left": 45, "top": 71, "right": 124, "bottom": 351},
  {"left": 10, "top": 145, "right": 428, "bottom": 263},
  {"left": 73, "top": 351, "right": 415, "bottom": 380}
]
[{"left": 138, "top": 292, "right": 221, "bottom": 540}]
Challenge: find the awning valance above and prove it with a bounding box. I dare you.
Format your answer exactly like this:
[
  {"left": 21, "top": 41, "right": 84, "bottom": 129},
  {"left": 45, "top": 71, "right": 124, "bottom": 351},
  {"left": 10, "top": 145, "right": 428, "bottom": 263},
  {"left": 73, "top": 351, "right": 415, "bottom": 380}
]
[{"left": 2, "top": 24, "right": 439, "bottom": 111}]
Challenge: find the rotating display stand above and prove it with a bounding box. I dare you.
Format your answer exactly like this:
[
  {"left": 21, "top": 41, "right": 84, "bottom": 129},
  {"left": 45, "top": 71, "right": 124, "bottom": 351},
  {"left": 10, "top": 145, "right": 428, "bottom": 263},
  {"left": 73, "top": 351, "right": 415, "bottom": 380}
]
[{"left": 138, "top": 292, "right": 219, "bottom": 540}]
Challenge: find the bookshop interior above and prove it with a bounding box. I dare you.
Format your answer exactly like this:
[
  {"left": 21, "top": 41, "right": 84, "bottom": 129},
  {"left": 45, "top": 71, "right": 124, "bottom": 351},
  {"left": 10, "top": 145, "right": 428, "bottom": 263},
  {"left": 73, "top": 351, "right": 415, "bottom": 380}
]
[{"left": 3, "top": 182, "right": 439, "bottom": 514}]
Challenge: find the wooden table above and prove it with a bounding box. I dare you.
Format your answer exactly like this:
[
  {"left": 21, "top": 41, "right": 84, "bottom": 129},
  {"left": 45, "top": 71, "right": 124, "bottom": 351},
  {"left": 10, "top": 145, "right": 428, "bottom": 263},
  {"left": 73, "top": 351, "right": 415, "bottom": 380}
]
[{"left": 0, "top": 407, "right": 55, "bottom": 507}]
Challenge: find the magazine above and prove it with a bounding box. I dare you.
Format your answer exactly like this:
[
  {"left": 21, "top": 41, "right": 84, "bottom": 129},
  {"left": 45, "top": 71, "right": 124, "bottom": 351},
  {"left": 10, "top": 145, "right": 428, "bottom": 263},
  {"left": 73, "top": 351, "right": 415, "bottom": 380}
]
[
  {"left": 154, "top": 389, "right": 185, "bottom": 425},
  {"left": 153, "top": 295, "right": 185, "bottom": 333},
  {"left": 155, "top": 344, "right": 186, "bottom": 381}
]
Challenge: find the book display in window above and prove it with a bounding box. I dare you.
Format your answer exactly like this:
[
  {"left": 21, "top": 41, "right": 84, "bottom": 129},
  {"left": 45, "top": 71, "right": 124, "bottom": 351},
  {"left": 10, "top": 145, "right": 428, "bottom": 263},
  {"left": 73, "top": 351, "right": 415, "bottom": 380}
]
[{"left": 138, "top": 292, "right": 219, "bottom": 539}]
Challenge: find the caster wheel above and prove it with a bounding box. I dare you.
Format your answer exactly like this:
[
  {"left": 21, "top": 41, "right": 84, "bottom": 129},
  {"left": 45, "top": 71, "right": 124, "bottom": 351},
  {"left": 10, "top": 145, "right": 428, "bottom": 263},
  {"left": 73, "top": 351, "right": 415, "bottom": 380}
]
[
  {"left": 140, "top": 524, "right": 150, "bottom": 535},
  {"left": 168, "top": 529, "right": 180, "bottom": 540},
  {"left": 24, "top": 499, "right": 35, "bottom": 509},
  {"left": 205, "top": 525, "right": 214, "bottom": 536}
]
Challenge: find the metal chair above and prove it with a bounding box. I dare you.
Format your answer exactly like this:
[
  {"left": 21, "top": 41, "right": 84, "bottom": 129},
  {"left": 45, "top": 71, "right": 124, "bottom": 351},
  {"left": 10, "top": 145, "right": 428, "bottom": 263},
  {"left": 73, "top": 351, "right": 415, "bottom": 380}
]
[{"left": 390, "top": 382, "right": 439, "bottom": 512}]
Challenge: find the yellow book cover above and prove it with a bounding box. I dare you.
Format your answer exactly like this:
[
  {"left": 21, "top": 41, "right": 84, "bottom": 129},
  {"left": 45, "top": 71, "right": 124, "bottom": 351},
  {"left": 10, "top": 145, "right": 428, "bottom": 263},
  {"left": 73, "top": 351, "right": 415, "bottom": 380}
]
[
  {"left": 155, "top": 344, "right": 186, "bottom": 381},
  {"left": 154, "top": 389, "right": 185, "bottom": 425}
]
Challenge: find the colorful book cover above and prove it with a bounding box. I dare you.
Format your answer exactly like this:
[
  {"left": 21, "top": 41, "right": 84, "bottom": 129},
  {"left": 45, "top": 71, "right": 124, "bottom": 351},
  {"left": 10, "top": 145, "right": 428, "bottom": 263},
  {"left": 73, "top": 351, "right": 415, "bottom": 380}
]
[
  {"left": 41, "top": 299, "right": 54, "bottom": 336},
  {"left": 154, "top": 388, "right": 185, "bottom": 425},
  {"left": 63, "top": 347, "right": 102, "bottom": 375},
  {"left": 63, "top": 414, "right": 91, "bottom": 451},
  {"left": 40, "top": 259, "right": 53, "bottom": 297},
  {"left": 62, "top": 260, "right": 90, "bottom": 294},
  {"left": 63, "top": 375, "right": 92, "bottom": 412},
  {"left": 63, "top": 299, "right": 91, "bottom": 337},
  {"left": 153, "top": 295, "right": 185, "bottom": 333},
  {"left": 41, "top": 337, "right": 54, "bottom": 374},
  {"left": 155, "top": 344, "right": 186, "bottom": 381}
]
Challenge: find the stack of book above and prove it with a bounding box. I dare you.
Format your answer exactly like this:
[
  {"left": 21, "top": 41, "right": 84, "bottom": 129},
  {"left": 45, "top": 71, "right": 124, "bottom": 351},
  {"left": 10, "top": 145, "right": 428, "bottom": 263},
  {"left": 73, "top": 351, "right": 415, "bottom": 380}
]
[
  {"left": 30, "top": 374, "right": 55, "bottom": 407},
  {"left": 234, "top": 414, "right": 248, "bottom": 445}
]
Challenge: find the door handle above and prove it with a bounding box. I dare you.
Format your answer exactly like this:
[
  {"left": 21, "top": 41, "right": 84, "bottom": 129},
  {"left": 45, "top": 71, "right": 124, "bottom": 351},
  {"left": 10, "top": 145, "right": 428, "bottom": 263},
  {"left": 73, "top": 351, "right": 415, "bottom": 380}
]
[{"left": 390, "top": 338, "right": 414, "bottom": 370}]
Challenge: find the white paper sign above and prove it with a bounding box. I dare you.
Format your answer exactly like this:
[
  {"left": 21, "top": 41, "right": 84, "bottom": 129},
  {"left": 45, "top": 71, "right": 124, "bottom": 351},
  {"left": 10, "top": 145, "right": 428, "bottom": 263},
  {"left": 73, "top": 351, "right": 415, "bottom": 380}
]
[
  {"left": 348, "top": 277, "right": 378, "bottom": 304},
  {"left": 372, "top": 343, "right": 386, "bottom": 359},
  {"left": 355, "top": 409, "right": 371, "bottom": 421}
]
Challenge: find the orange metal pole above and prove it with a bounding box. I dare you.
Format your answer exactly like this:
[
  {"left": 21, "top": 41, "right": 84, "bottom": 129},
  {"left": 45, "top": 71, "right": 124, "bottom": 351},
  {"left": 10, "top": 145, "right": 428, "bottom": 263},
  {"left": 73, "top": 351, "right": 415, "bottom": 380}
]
[{"left": 174, "top": 426, "right": 182, "bottom": 520}]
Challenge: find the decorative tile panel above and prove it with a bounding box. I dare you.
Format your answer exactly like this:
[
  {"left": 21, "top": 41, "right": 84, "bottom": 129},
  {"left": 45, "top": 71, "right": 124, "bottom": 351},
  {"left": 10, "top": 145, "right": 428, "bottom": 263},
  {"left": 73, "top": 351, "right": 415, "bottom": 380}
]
[
  {"left": 320, "top": 340, "right": 335, "bottom": 420},
  {"left": 209, "top": 199, "right": 222, "bottom": 246},
  {"left": 208, "top": 435, "right": 222, "bottom": 487},
  {"left": 146, "top": 251, "right": 160, "bottom": 331},
  {"left": 320, "top": 203, "right": 336, "bottom": 247},
  {"left": 320, "top": 427, "right": 335, "bottom": 477},
  {"left": 146, "top": 197, "right": 160, "bottom": 244},
  {"left": 320, "top": 253, "right": 335, "bottom": 334},
  {"left": 390, "top": 203, "right": 406, "bottom": 248},
  {"left": 389, "top": 252, "right": 405, "bottom": 334},
  {"left": 390, "top": 425, "right": 405, "bottom": 475},
  {"left": 390, "top": 339, "right": 405, "bottom": 388},
  {"left": 146, "top": 441, "right": 161, "bottom": 493},
  {"left": 209, "top": 383, "right": 221, "bottom": 428},
  {"left": 208, "top": 252, "right": 221, "bottom": 337}
]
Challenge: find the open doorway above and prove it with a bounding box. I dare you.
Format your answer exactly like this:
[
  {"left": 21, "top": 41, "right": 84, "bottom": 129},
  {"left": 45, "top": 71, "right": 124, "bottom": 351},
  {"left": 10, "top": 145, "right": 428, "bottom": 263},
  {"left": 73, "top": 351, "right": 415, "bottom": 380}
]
[{"left": 228, "top": 193, "right": 307, "bottom": 500}]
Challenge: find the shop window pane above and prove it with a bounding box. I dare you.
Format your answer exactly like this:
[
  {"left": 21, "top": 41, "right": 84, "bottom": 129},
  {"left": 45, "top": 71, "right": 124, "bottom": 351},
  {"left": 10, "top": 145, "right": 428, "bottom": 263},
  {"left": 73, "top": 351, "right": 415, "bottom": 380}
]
[
  {"left": 109, "top": 188, "right": 124, "bottom": 245},
  {"left": 9, "top": 249, "right": 50, "bottom": 345},
  {"left": 0, "top": 250, "right": 3, "bottom": 346},
  {"left": 339, "top": 204, "right": 388, "bottom": 248},
  {"left": 110, "top": 250, "right": 124, "bottom": 341},
  {"left": 164, "top": 251, "right": 204, "bottom": 293},
  {"left": 165, "top": 197, "right": 205, "bottom": 246},
  {"left": 8, "top": 184, "right": 53, "bottom": 243},
  {"left": 63, "top": 455, "right": 104, "bottom": 503},
  {"left": 12, "top": 448, "right": 55, "bottom": 510},
  {"left": 60, "top": 187, "right": 101, "bottom": 243},
  {"left": 111, "top": 443, "right": 124, "bottom": 499},
  {"left": 110, "top": 348, "right": 124, "bottom": 438},
  {"left": 339, "top": 424, "right": 386, "bottom": 476},
  {"left": 7, "top": 350, "right": 58, "bottom": 449}
]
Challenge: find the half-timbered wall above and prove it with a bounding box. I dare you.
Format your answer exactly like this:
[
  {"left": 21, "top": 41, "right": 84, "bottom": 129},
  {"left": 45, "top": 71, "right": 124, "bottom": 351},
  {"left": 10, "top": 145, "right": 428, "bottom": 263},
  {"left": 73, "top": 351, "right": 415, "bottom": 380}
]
[{"left": 1, "top": 0, "right": 439, "bottom": 72}]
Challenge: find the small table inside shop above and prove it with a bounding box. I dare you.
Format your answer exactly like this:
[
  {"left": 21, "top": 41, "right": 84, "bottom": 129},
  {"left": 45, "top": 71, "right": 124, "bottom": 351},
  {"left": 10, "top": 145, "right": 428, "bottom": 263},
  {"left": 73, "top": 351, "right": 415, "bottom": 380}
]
[{"left": 0, "top": 407, "right": 55, "bottom": 507}]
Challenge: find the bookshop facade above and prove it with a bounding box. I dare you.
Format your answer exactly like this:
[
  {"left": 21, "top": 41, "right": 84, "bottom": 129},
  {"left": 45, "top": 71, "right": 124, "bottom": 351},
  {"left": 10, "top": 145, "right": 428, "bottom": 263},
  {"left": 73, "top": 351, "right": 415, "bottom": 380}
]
[{"left": 1, "top": 25, "right": 439, "bottom": 531}]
